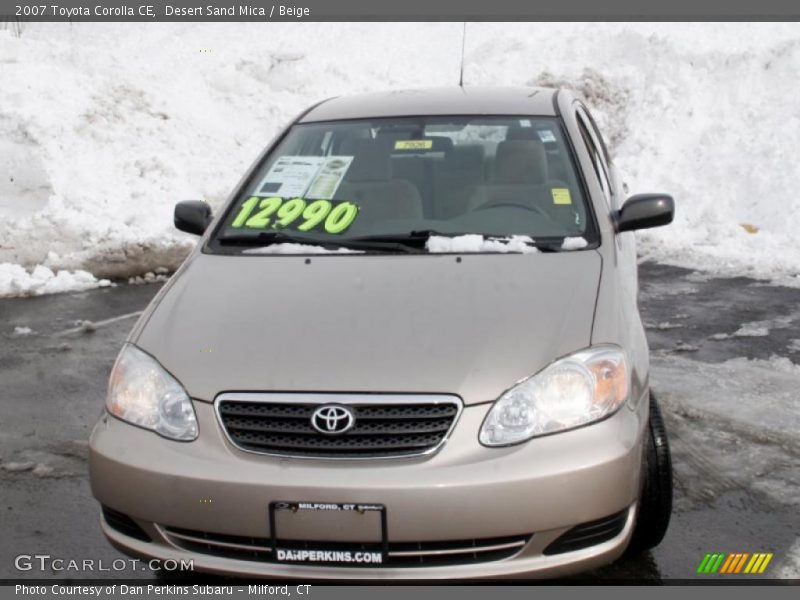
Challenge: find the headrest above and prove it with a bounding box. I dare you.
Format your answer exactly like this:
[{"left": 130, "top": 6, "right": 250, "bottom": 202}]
[
  {"left": 342, "top": 139, "right": 392, "bottom": 181},
  {"left": 421, "top": 136, "right": 454, "bottom": 153},
  {"left": 493, "top": 140, "right": 548, "bottom": 185},
  {"left": 448, "top": 145, "right": 485, "bottom": 170},
  {"left": 505, "top": 127, "right": 542, "bottom": 141}
]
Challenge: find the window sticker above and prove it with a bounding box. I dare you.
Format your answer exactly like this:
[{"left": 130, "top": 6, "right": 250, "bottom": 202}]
[
  {"left": 254, "top": 156, "right": 326, "bottom": 198},
  {"left": 231, "top": 196, "right": 360, "bottom": 235},
  {"left": 537, "top": 130, "right": 557, "bottom": 143},
  {"left": 306, "top": 156, "right": 354, "bottom": 200},
  {"left": 520, "top": 119, "right": 532, "bottom": 128},
  {"left": 394, "top": 140, "right": 433, "bottom": 150},
  {"left": 551, "top": 188, "right": 572, "bottom": 205},
  {"left": 254, "top": 156, "right": 353, "bottom": 200}
]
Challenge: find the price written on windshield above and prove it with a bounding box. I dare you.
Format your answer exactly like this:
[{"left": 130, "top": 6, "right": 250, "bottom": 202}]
[{"left": 231, "top": 197, "right": 359, "bottom": 234}]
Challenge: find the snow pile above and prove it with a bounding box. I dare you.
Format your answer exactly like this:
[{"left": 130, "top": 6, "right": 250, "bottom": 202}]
[
  {"left": 469, "top": 23, "right": 800, "bottom": 284},
  {"left": 731, "top": 324, "right": 770, "bottom": 338},
  {"left": 2, "top": 23, "right": 800, "bottom": 295},
  {"left": 0, "top": 263, "right": 111, "bottom": 298},
  {"left": 561, "top": 237, "right": 588, "bottom": 251},
  {"left": 652, "top": 353, "right": 799, "bottom": 444},
  {"left": 0, "top": 22, "right": 463, "bottom": 291},
  {"left": 243, "top": 244, "right": 363, "bottom": 254},
  {"left": 709, "top": 313, "right": 798, "bottom": 339},
  {"left": 426, "top": 235, "right": 537, "bottom": 254},
  {"left": 128, "top": 268, "right": 170, "bottom": 285}
]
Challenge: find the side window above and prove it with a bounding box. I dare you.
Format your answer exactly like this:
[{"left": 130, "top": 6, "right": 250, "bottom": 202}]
[
  {"left": 575, "top": 110, "right": 612, "bottom": 208},
  {"left": 580, "top": 106, "right": 612, "bottom": 166}
]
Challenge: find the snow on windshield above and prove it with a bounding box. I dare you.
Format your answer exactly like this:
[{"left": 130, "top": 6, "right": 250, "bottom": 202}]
[{"left": 426, "top": 235, "right": 539, "bottom": 254}]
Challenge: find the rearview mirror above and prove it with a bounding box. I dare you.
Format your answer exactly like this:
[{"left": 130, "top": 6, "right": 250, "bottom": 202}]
[
  {"left": 615, "top": 194, "right": 674, "bottom": 233},
  {"left": 174, "top": 201, "right": 212, "bottom": 235}
]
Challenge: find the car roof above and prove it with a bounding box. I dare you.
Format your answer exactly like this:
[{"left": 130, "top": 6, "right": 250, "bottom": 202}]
[{"left": 298, "top": 86, "right": 559, "bottom": 122}]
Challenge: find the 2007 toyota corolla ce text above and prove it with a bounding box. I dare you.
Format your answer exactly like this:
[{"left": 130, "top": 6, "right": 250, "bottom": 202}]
[{"left": 89, "top": 86, "right": 675, "bottom": 579}]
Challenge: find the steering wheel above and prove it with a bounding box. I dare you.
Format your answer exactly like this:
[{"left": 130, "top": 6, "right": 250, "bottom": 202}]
[{"left": 474, "top": 201, "right": 550, "bottom": 219}]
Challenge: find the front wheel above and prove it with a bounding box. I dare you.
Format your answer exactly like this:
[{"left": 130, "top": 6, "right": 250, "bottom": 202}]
[{"left": 626, "top": 391, "right": 673, "bottom": 555}]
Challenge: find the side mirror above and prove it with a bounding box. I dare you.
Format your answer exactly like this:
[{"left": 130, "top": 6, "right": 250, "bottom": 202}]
[
  {"left": 615, "top": 194, "right": 674, "bottom": 233},
  {"left": 174, "top": 201, "right": 212, "bottom": 235}
]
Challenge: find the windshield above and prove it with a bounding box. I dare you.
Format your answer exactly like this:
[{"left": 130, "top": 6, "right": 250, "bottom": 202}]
[{"left": 209, "top": 116, "right": 596, "bottom": 253}]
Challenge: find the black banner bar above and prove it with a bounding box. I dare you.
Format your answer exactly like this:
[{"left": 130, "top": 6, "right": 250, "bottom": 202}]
[{"left": 3, "top": 0, "right": 800, "bottom": 22}]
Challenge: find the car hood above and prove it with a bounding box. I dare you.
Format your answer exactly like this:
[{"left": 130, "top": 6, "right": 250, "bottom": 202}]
[{"left": 135, "top": 251, "right": 602, "bottom": 405}]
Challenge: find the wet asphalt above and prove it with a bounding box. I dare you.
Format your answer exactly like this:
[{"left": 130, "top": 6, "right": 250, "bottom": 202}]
[{"left": 0, "top": 262, "right": 797, "bottom": 582}]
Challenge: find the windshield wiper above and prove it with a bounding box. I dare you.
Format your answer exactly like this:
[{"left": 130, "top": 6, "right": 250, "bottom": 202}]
[
  {"left": 346, "top": 230, "right": 468, "bottom": 248},
  {"left": 216, "top": 231, "right": 421, "bottom": 253},
  {"left": 217, "top": 231, "right": 581, "bottom": 254},
  {"left": 532, "top": 236, "right": 590, "bottom": 252},
  {"left": 218, "top": 231, "right": 307, "bottom": 245},
  {"left": 349, "top": 231, "right": 566, "bottom": 252},
  {"left": 531, "top": 242, "right": 562, "bottom": 253}
]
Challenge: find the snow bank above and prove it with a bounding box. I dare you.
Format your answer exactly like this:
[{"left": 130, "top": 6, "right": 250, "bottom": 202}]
[
  {"left": 0, "top": 263, "right": 110, "bottom": 297},
  {"left": 469, "top": 23, "right": 800, "bottom": 285},
  {"left": 2, "top": 23, "right": 800, "bottom": 296}
]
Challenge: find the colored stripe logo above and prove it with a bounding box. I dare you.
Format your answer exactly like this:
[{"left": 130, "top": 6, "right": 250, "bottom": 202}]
[{"left": 696, "top": 552, "right": 773, "bottom": 574}]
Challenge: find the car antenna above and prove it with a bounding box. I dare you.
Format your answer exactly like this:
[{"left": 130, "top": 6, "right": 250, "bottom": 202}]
[{"left": 458, "top": 22, "right": 467, "bottom": 88}]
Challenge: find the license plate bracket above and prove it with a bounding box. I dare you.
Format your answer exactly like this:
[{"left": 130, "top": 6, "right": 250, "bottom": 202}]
[{"left": 268, "top": 501, "right": 388, "bottom": 565}]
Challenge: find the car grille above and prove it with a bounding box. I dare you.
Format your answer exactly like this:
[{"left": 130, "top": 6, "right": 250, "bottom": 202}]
[
  {"left": 216, "top": 395, "right": 462, "bottom": 459},
  {"left": 162, "top": 526, "right": 529, "bottom": 568}
]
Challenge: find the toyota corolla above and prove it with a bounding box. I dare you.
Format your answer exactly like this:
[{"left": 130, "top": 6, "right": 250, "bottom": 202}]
[{"left": 89, "top": 86, "right": 675, "bottom": 579}]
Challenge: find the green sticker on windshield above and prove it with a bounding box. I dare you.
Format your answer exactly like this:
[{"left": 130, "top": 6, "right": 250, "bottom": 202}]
[{"left": 231, "top": 197, "right": 359, "bottom": 234}]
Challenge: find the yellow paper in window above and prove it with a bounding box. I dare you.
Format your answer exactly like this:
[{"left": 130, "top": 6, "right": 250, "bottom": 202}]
[
  {"left": 394, "top": 140, "right": 433, "bottom": 150},
  {"left": 551, "top": 188, "right": 572, "bottom": 205}
]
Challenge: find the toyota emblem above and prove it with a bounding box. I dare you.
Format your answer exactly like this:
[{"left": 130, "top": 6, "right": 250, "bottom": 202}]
[{"left": 311, "top": 405, "right": 356, "bottom": 435}]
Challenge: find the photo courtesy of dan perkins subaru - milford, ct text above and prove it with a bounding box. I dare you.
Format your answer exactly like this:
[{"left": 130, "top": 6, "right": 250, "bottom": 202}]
[{"left": 15, "top": 584, "right": 310, "bottom": 596}]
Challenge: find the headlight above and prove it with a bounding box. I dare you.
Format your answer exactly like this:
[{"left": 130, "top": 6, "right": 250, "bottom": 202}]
[
  {"left": 106, "top": 344, "right": 198, "bottom": 441},
  {"left": 479, "top": 345, "right": 628, "bottom": 446}
]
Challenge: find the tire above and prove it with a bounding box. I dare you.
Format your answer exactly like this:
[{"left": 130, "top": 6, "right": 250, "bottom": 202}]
[{"left": 626, "top": 391, "right": 673, "bottom": 555}]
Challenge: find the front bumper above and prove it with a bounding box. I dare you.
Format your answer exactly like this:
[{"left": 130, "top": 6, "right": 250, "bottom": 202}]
[{"left": 89, "top": 399, "right": 646, "bottom": 579}]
